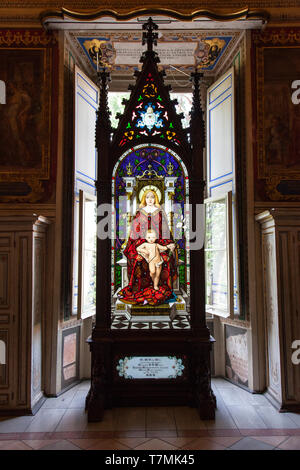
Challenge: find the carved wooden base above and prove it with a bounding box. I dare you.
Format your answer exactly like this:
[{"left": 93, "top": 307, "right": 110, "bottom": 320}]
[
  {"left": 86, "top": 331, "right": 216, "bottom": 421},
  {"left": 193, "top": 345, "right": 216, "bottom": 420}
]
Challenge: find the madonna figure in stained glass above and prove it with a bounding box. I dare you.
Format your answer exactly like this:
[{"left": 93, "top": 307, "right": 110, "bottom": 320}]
[{"left": 118, "top": 189, "right": 178, "bottom": 306}]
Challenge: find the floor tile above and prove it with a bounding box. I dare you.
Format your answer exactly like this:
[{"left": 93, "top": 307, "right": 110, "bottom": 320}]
[
  {"left": 173, "top": 406, "right": 206, "bottom": 430},
  {"left": 81, "top": 431, "right": 114, "bottom": 439},
  {"left": 55, "top": 408, "right": 87, "bottom": 432},
  {"left": 204, "top": 402, "right": 237, "bottom": 429},
  {"left": 256, "top": 406, "right": 298, "bottom": 429},
  {"left": 0, "top": 377, "right": 298, "bottom": 448},
  {"left": 68, "top": 391, "right": 88, "bottom": 409},
  {"left": 207, "top": 436, "right": 242, "bottom": 447},
  {"left": 239, "top": 428, "right": 295, "bottom": 436},
  {"left": 134, "top": 438, "right": 178, "bottom": 450},
  {"left": 228, "top": 437, "right": 274, "bottom": 450},
  {"left": 42, "top": 389, "right": 77, "bottom": 409},
  {"left": 23, "top": 439, "right": 61, "bottom": 450},
  {"left": 146, "top": 430, "right": 177, "bottom": 438},
  {"left": 0, "top": 440, "right": 32, "bottom": 450},
  {"left": 181, "top": 438, "right": 226, "bottom": 450},
  {"left": 85, "top": 410, "right": 114, "bottom": 431},
  {"left": 113, "top": 407, "right": 146, "bottom": 431},
  {"left": 285, "top": 412, "right": 300, "bottom": 427},
  {"left": 234, "top": 388, "right": 272, "bottom": 407},
  {"left": 278, "top": 436, "right": 300, "bottom": 450},
  {"left": 24, "top": 409, "right": 66, "bottom": 433},
  {"left": 159, "top": 437, "right": 200, "bottom": 448},
  {"left": 208, "top": 429, "right": 241, "bottom": 437},
  {"left": 176, "top": 430, "right": 208, "bottom": 438},
  {"left": 68, "top": 438, "right": 104, "bottom": 449},
  {"left": 86, "top": 439, "right": 130, "bottom": 450},
  {"left": 251, "top": 436, "right": 289, "bottom": 447},
  {"left": 76, "top": 381, "right": 91, "bottom": 391},
  {"left": 217, "top": 388, "right": 247, "bottom": 406},
  {"left": 38, "top": 439, "right": 82, "bottom": 451},
  {"left": 113, "top": 431, "right": 146, "bottom": 438},
  {"left": 0, "top": 416, "right": 34, "bottom": 433},
  {"left": 213, "top": 378, "right": 236, "bottom": 389},
  {"left": 226, "top": 405, "right": 267, "bottom": 429},
  {"left": 146, "top": 407, "right": 176, "bottom": 430},
  {"left": 114, "top": 437, "right": 151, "bottom": 448}
]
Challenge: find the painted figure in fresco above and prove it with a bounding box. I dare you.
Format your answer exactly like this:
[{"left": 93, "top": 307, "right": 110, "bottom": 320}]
[
  {"left": 0, "top": 79, "right": 41, "bottom": 167},
  {"left": 265, "top": 115, "right": 289, "bottom": 164},
  {"left": 288, "top": 104, "right": 300, "bottom": 166},
  {"left": 137, "top": 229, "right": 175, "bottom": 292},
  {"left": 0, "top": 82, "right": 31, "bottom": 164},
  {"left": 118, "top": 189, "right": 177, "bottom": 306}
]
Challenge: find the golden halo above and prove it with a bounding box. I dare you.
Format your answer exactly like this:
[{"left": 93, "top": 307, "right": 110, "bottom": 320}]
[{"left": 139, "top": 185, "right": 162, "bottom": 203}]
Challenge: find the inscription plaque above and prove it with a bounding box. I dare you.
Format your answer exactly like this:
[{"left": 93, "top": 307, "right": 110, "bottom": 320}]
[{"left": 116, "top": 356, "right": 185, "bottom": 379}]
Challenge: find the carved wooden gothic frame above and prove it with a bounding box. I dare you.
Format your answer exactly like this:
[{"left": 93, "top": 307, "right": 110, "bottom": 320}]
[{"left": 86, "top": 18, "right": 217, "bottom": 421}]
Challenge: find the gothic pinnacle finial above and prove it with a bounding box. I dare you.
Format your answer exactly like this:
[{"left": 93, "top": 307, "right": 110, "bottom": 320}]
[
  {"left": 189, "top": 69, "right": 205, "bottom": 150},
  {"left": 96, "top": 68, "right": 111, "bottom": 142},
  {"left": 190, "top": 69, "right": 203, "bottom": 117},
  {"left": 142, "top": 17, "right": 158, "bottom": 53}
]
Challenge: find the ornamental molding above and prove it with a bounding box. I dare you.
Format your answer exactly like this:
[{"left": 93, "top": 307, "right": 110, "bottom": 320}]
[{"left": 39, "top": 7, "right": 269, "bottom": 27}]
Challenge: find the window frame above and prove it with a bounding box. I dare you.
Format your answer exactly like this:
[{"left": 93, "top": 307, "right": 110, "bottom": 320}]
[
  {"left": 77, "top": 189, "right": 97, "bottom": 320},
  {"left": 204, "top": 190, "right": 234, "bottom": 318}
]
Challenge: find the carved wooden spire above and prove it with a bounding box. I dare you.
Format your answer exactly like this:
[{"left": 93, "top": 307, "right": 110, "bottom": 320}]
[
  {"left": 95, "top": 69, "right": 112, "bottom": 331},
  {"left": 189, "top": 70, "right": 207, "bottom": 333},
  {"left": 140, "top": 17, "right": 160, "bottom": 64},
  {"left": 142, "top": 17, "right": 158, "bottom": 52},
  {"left": 190, "top": 71, "right": 205, "bottom": 142},
  {"left": 96, "top": 70, "right": 111, "bottom": 145},
  {"left": 190, "top": 70, "right": 205, "bottom": 180},
  {"left": 95, "top": 69, "right": 111, "bottom": 180}
]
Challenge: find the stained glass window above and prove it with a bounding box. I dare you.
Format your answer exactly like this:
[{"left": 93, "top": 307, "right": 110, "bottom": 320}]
[
  {"left": 111, "top": 144, "right": 190, "bottom": 327},
  {"left": 116, "top": 74, "right": 182, "bottom": 147}
]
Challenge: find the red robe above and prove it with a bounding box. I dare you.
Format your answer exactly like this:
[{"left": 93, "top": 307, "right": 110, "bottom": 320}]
[{"left": 118, "top": 207, "right": 177, "bottom": 305}]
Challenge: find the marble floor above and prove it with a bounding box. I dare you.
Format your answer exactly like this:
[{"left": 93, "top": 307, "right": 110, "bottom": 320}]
[{"left": 0, "top": 378, "right": 300, "bottom": 450}]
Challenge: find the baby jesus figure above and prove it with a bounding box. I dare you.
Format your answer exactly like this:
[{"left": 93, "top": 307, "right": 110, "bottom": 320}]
[{"left": 136, "top": 229, "right": 175, "bottom": 291}]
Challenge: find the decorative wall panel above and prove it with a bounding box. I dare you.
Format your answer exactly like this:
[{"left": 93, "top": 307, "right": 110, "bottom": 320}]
[
  {"left": 262, "top": 231, "right": 282, "bottom": 402},
  {"left": 0, "top": 216, "right": 49, "bottom": 413},
  {"left": 0, "top": 331, "right": 8, "bottom": 387},
  {"left": 257, "top": 209, "right": 300, "bottom": 411},
  {"left": 31, "top": 236, "right": 44, "bottom": 406},
  {"left": 61, "top": 326, "right": 80, "bottom": 389},
  {"left": 0, "top": 254, "right": 9, "bottom": 309},
  {"left": 0, "top": 29, "right": 58, "bottom": 203},
  {"left": 252, "top": 28, "right": 300, "bottom": 201},
  {"left": 16, "top": 234, "right": 30, "bottom": 406},
  {"left": 225, "top": 324, "right": 248, "bottom": 387}
]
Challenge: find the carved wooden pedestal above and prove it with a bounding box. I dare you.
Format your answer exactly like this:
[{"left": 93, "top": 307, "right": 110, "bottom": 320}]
[
  {"left": 86, "top": 330, "right": 216, "bottom": 421},
  {"left": 88, "top": 19, "right": 216, "bottom": 422}
]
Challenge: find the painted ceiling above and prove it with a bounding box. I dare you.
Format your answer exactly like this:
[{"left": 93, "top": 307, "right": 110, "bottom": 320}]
[{"left": 67, "top": 30, "right": 242, "bottom": 78}]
